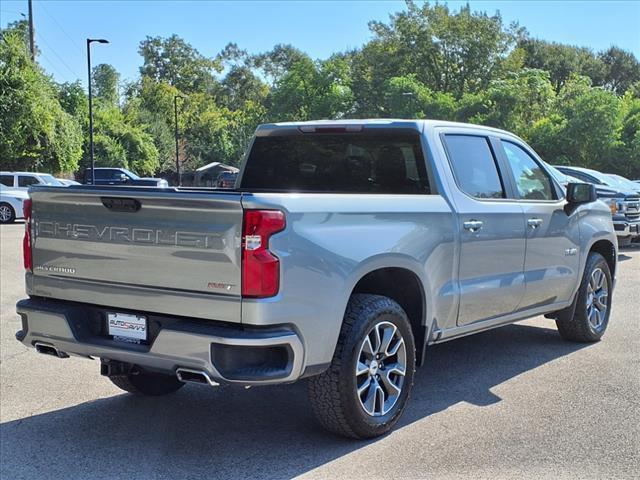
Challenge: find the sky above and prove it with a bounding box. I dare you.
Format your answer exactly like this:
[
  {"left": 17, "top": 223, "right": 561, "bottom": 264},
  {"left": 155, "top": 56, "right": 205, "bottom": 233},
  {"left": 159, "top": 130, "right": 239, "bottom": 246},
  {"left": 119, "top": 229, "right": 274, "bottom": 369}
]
[{"left": 1, "top": 0, "right": 639, "bottom": 86}]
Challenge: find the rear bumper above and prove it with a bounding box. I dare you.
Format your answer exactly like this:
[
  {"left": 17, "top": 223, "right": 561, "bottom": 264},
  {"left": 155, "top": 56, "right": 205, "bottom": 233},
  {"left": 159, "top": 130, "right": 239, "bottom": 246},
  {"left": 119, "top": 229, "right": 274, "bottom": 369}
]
[{"left": 16, "top": 298, "right": 305, "bottom": 385}]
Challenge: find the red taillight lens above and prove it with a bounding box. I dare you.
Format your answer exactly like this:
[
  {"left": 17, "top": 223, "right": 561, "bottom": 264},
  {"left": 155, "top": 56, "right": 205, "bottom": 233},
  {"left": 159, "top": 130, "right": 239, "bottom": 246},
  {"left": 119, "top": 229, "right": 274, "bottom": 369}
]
[
  {"left": 23, "top": 199, "right": 32, "bottom": 271},
  {"left": 242, "top": 209, "right": 285, "bottom": 298}
]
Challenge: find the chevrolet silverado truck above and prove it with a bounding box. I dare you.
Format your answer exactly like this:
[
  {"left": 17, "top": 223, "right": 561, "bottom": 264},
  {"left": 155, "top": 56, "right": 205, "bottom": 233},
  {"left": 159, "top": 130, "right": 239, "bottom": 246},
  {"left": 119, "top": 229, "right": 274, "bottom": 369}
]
[{"left": 16, "top": 120, "right": 617, "bottom": 439}]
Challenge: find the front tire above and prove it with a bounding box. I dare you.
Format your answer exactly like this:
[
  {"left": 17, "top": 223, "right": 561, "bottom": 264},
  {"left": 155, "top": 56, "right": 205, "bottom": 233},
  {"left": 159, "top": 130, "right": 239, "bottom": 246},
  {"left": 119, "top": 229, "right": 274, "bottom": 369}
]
[
  {"left": 308, "top": 294, "right": 416, "bottom": 439},
  {"left": 0, "top": 203, "right": 16, "bottom": 224},
  {"left": 556, "top": 252, "right": 612, "bottom": 342},
  {"left": 109, "top": 369, "right": 185, "bottom": 396}
]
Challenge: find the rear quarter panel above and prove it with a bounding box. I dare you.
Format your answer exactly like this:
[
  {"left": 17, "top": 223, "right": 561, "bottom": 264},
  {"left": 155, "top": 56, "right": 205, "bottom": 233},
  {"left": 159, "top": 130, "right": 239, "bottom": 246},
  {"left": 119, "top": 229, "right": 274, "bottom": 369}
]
[{"left": 241, "top": 193, "right": 456, "bottom": 367}]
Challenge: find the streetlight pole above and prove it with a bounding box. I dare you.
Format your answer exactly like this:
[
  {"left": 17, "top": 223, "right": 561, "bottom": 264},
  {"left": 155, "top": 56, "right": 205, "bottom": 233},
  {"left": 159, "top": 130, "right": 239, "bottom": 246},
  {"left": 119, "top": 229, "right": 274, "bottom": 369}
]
[
  {"left": 174, "top": 95, "right": 185, "bottom": 187},
  {"left": 27, "top": 0, "right": 35, "bottom": 60},
  {"left": 86, "top": 38, "right": 109, "bottom": 185}
]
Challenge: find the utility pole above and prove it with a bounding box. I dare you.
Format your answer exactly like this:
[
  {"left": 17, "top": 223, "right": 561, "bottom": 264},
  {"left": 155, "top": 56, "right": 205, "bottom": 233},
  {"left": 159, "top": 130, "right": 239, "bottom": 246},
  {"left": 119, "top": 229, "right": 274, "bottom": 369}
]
[
  {"left": 27, "top": 0, "right": 35, "bottom": 60},
  {"left": 174, "top": 95, "right": 185, "bottom": 187}
]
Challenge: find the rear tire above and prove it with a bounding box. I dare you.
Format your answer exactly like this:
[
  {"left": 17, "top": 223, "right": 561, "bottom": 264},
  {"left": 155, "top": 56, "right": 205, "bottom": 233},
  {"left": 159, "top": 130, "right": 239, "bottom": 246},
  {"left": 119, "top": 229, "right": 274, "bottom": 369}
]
[
  {"left": 0, "top": 203, "right": 15, "bottom": 224},
  {"left": 556, "top": 252, "right": 612, "bottom": 342},
  {"left": 308, "top": 294, "right": 416, "bottom": 439},
  {"left": 109, "top": 369, "right": 185, "bottom": 396}
]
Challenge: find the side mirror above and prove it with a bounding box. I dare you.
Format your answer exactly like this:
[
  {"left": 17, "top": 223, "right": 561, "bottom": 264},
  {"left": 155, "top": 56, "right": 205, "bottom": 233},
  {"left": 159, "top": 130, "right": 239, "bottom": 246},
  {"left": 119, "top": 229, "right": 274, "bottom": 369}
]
[
  {"left": 119, "top": 174, "right": 128, "bottom": 182},
  {"left": 566, "top": 182, "right": 597, "bottom": 204}
]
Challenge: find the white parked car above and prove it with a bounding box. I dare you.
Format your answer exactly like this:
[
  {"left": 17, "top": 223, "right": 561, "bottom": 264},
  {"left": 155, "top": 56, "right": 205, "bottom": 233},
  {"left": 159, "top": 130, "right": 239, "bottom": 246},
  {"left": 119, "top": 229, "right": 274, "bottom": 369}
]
[
  {"left": 0, "top": 171, "right": 64, "bottom": 190},
  {"left": 0, "top": 184, "right": 29, "bottom": 224}
]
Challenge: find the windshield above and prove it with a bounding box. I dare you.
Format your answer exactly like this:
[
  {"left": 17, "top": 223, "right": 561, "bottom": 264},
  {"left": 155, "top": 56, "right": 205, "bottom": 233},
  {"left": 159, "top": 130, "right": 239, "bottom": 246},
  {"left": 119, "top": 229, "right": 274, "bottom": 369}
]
[
  {"left": 38, "top": 175, "right": 63, "bottom": 186},
  {"left": 606, "top": 174, "right": 640, "bottom": 191},
  {"left": 579, "top": 169, "right": 620, "bottom": 187},
  {"left": 119, "top": 168, "right": 140, "bottom": 180}
]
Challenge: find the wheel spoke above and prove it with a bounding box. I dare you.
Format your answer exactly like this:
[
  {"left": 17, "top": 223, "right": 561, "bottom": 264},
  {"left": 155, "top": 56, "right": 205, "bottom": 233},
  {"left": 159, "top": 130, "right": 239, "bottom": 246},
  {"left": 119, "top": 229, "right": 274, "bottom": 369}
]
[
  {"left": 372, "top": 325, "right": 382, "bottom": 354},
  {"left": 362, "top": 378, "right": 378, "bottom": 415},
  {"left": 386, "top": 337, "right": 404, "bottom": 357},
  {"left": 361, "top": 336, "right": 374, "bottom": 358},
  {"left": 593, "top": 308, "right": 602, "bottom": 328},
  {"left": 598, "top": 291, "right": 608, "bottom": 308},
  {"left": 356, "top": 361, "right": 369, "bottom": 376},
  {"left": 380, "top": 369, "right": 401, "bottom": 396},
  {"left": 358, "top": 377, "right": 372, "bottom": 396},
  {"left": 378, "top": 324, "right": 396, "bottom": 357},
  {"left": 385, "top": 362, "right": 406, "bottom": 377},
  {"left": 375, "top": 384, "right": 385, "bottom": 415}
]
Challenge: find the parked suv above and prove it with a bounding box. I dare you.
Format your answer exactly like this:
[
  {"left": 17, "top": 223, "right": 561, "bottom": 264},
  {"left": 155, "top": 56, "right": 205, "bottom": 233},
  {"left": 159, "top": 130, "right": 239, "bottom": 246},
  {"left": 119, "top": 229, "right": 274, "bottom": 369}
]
[
  {"left": 17, "top": 120, "right": 617, "bottom": 438},
  {"left": 555, "top": 166, "right": 640, "bottom": 245},
  {"left": 0, "top": 171, "right": 63, "bottom": 190},
  {"left": 84, "top": 168, "right": 168, "bottom": 187}
]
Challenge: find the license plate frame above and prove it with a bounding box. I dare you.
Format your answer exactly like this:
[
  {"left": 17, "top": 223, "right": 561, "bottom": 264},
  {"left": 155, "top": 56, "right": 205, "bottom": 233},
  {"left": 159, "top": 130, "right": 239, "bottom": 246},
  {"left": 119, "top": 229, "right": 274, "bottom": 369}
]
[{"left": 107, "top": 312, "right": 148, "bottom": 343}]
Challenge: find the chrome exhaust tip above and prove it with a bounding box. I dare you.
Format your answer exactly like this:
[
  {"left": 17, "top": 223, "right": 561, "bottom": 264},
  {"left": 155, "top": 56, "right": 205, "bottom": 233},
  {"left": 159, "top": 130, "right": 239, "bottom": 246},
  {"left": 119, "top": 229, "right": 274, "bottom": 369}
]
[
  {"left": 176, "top": 368, "right": 219, "bottom": 386},
  {"left": 34, "top": 342, "right": 69, "bottom": 358}
]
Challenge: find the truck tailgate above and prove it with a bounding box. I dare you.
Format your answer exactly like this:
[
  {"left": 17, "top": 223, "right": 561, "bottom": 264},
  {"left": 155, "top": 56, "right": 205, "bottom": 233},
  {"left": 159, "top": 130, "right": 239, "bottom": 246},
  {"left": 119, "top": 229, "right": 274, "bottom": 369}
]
[{"left": 28, "top": 187, "right": 243, "bottom": 322}]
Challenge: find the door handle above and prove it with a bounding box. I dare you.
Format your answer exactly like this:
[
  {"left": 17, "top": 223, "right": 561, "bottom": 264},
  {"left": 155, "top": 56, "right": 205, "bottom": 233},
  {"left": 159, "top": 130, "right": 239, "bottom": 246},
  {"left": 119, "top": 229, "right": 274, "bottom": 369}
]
[
  {"left": 527, "top": 218, "right": 543, "bottom": 229},
  {"left": 463, "top": 220, "right": 484, "bottom": 232}
]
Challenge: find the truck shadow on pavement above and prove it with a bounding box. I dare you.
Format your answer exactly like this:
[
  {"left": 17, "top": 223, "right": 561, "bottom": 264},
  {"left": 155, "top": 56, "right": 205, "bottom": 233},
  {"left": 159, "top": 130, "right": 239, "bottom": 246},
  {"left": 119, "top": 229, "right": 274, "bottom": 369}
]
[{"left": 1, "top": 323, "right": 588, "bottom": 480}]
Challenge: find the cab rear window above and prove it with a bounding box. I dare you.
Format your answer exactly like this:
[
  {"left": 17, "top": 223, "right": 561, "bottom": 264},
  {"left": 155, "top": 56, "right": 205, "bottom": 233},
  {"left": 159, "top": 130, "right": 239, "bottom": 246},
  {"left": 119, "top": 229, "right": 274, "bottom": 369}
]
[{"left": 240, "top": 132, "right": 431, "bottom": 194}]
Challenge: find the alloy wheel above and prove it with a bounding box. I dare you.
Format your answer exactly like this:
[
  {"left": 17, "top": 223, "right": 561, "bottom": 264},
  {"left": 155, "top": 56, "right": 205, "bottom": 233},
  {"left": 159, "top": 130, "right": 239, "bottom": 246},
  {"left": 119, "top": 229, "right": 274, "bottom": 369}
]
[
  {"left": 355, "top": 321, "right": 407, "bottom": 417},
  {"left": 586, "top": 267, "right": 608, "bottom": 331},
  {"left": 0, "top": 205, "right": 12, "bottom": 222}
]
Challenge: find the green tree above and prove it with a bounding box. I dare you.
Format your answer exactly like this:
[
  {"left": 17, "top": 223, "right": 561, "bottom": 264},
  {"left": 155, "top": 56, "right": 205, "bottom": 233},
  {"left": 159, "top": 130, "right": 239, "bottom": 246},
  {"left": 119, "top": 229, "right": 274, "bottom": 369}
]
[
  {"left": 382, "top": 75, "right": 456, "bottom": 119},
  {"left": 0, "top": 23, "right": 82, "bottom": 173},
  {"left": 470, "top": 69, "right": 556, "bottom": 134},
  {"left": 351, "top": 0, "right": 517, "bottom": 116},
  {"left": 92, "top": 63, "right": 120, "bottom": 105},
  {"left": 530, "top": 76, "right": 622, "bottom": 168},
  {"left": 92, "top": 105, "right": 159, "bottom": 174},
  {"left": 267, "top": 55, "right": 354, "bottom": 121},
  {"left": 599, "top": 46, "right": 640, "bottom": 95},
  {"left": 138, "top": 35, "right": 221, "bottom": 93},
  {"left": 616, "top": 92, "right": 640, "bottom": 176},
  {"left": 518, "top": 38, "right": 606, "bottom": 92}
]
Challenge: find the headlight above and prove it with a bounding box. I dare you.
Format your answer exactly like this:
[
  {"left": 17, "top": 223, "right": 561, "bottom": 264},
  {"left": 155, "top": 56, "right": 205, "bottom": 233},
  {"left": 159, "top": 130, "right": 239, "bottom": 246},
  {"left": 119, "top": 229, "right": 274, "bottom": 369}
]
[{"left": 604, "top": 197, "right": 625, "bottom": 215}]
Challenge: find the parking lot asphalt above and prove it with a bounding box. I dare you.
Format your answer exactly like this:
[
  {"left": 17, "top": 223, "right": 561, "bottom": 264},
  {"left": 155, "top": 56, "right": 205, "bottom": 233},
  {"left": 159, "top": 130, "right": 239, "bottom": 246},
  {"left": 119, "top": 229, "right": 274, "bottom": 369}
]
[{"left": 1, "top": 222, "right": 638, "bottom": 479}]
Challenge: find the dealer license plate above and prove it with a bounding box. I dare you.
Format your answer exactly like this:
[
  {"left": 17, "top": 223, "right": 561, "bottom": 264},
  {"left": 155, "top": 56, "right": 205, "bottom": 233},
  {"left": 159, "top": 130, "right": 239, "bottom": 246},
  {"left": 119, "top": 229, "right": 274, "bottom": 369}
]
[{"left": 108, "top": 313, "right": 147, "bottom": 343}]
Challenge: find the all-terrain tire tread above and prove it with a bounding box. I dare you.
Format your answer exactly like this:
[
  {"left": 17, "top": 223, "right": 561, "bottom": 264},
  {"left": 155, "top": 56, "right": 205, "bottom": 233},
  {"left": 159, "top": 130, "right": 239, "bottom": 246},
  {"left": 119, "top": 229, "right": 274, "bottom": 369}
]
[{"left": 308, "top": 294, "right": 415, "bottom": 439}]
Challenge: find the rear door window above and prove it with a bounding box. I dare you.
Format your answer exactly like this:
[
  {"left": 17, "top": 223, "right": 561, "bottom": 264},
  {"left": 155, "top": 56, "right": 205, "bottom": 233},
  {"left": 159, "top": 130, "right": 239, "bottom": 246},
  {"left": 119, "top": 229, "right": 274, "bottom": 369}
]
[
  {"left": 241, "top": 132, "right": 430, "bottom": 194},
  {"left": 442, "top": 135, "right": 505, "bottom": 199},
  {"left": 18, "top": 175, "right": 39, "bottom": 187},
  {"left": 0, "top": 175, "right": 14, "bottom": 187}
]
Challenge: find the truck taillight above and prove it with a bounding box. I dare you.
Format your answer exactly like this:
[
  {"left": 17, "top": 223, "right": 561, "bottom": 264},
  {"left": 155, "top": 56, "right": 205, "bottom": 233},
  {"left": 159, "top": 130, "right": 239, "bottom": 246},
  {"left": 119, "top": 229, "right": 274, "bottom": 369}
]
[
  {"left": 241, "top": 210, "right": 285, "bottom": 298},
  {"left": 23, "top": 199, "right": 32, "bottom": 271}
]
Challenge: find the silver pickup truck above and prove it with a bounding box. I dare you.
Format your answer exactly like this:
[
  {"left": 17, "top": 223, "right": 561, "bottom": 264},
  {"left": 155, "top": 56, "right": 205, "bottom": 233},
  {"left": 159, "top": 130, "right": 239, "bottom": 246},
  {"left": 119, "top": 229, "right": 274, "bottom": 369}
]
[{"left": 16, "top": 120, "right": 617, "bottom": 439}]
